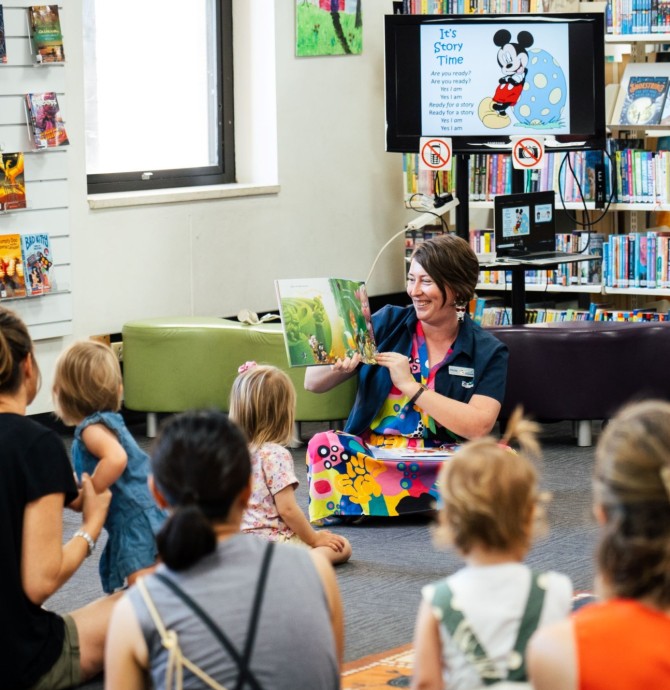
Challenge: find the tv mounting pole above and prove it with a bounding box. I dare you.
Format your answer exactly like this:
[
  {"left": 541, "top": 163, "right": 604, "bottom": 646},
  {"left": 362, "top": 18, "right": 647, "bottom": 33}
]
[{"left": 455, "top": 154, "right": 469, "bottom": 241}]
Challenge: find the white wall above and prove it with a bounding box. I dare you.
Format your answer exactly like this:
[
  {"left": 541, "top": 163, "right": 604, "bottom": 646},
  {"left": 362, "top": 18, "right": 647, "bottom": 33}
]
[{"left": 29, "top": 0, "right": 410, "bottom": 413}]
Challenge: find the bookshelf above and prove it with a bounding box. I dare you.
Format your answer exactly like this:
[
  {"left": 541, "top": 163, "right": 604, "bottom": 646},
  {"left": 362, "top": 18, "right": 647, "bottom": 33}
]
[{"left": 399, "top": 3, "right": 670, "bottom": 320}]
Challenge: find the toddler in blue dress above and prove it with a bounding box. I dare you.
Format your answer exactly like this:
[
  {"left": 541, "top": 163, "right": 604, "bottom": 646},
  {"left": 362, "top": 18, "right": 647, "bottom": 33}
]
[{"left": 53, "top": 340, "right": 167, "bottom": 593}]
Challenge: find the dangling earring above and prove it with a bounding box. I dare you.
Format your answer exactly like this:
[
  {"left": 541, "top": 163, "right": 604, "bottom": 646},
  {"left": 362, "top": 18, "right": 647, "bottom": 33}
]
[
  {"left": 455, "top": 299, "right": 467, "bottom": 323},
  {"left": 456, "top": 304, "right": 465, "bottom": 323}
]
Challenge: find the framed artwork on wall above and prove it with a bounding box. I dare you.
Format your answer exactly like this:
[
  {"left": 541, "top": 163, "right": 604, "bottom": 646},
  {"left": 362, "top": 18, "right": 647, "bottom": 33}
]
[{"left": 296, "top": 0, "right": 362, "bottom": 57}]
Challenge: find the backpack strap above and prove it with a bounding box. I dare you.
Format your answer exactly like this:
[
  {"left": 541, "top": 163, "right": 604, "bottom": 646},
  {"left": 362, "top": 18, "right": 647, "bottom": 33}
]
[
  {"left": 234, "top": 539, "right": 275, "bottom": 690},
  {"left": 431, "top": 580, "right": 503, "bottom": 685},
  {"left": 139, "top": 541, "right": 275, "bottom": 690},
  {"left": 136, "top": 576, "right": 228, "bottom": 690},
  {"left": 430, "top": 570, "right": 547, "bottom": 686},
  {"left": 505, "top": 571, "right": 546, "bottom": 682}
]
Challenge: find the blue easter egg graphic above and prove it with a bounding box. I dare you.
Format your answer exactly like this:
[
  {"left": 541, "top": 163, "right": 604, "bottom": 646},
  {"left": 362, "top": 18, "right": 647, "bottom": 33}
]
[{"left": 515, "top": 48, "right": 567, "bottom": 127}]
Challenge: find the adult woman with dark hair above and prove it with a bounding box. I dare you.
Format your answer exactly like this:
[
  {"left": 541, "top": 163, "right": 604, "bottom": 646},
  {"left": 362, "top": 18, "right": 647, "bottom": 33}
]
[
  {"left": 0, "top": 307, "right": 114, "bottom": 689},
  {"left": 105, "top": 409, "right": 343, "bottom": 690},
  {"left": 528, "top": 399, "right": 670, "bottom": 690},
  {"left": 304, "top": 234, "right": 508, "bottom": 521}
]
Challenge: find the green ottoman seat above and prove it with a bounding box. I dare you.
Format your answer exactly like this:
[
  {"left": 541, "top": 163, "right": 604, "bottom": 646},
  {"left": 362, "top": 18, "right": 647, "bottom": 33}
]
[{"left": 122, "top": 316, "right": 356, "bottom": 436}]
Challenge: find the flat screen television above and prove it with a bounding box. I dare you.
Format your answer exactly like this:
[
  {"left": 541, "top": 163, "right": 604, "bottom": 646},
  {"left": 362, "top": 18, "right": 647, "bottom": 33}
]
[{"left": 384, "top": 12, "right": 606, "bottom": 155}]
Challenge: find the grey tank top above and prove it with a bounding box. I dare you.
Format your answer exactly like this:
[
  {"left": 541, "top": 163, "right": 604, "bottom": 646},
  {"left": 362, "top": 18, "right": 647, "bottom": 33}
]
[{"left": 127, "top": 533, "right": 339, "bottom": 690}]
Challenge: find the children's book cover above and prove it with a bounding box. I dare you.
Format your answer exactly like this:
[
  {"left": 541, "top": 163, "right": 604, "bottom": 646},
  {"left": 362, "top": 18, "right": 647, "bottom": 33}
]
[
  {"left": 25, "top": 92, "right": 69, "bottom": 149},
  {"left": 619, "top": 76, "right": 669, "bottom": 126},
  {"left": 275, "top": 277, "right": 377, "bottom": 367},
  {"left": 0, "top": 6, "right": 7, "bottom": 64},
  {"left": 29, "top": 5, "right": 65, "bottom": 64},
  {"left": 20, "top": 233, "right": 52, "bottom": 296},
  {"left": 0, "top": 234, "right": 26, "bottom": 299},
  {"left": 0, "top": 152, "right": 26, "bottom": 211}
]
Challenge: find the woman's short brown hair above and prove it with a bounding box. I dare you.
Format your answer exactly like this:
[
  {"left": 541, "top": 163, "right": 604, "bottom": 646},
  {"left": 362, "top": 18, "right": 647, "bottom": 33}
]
[
  {"left": 410, "top": 233, "right": 480, "bottom": 306},
  {"left": 53, "top": 340, "right": 122, "bottom": 425}
]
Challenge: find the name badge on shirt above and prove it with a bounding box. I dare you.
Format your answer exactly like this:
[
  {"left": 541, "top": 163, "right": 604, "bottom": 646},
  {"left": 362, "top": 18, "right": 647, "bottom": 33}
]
[{"left": 448, "top": 366, "right": 474, "bottom": 378}]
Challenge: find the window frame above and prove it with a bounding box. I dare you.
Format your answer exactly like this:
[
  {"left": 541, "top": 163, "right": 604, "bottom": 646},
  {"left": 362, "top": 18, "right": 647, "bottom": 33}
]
[{"left": 85, "top": 0, "right": 235, "bottom": 194}]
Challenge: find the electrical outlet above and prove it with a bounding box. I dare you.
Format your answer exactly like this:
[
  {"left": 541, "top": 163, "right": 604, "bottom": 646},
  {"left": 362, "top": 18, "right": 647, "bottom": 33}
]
[{"left": 111, "top": 341, "right": 123, "bottom": 362}]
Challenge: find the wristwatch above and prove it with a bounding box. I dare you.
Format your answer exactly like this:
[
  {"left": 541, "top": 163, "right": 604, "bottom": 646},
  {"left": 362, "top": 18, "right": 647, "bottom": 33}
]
[{"left": 74, "top": 529, "right": 96, "bottom": 557}]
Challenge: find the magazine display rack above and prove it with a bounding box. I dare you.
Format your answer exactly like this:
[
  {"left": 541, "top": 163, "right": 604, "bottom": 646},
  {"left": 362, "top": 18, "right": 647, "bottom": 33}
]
[{"left": 0, "top": 3, "right": 71, "bottom": 340}]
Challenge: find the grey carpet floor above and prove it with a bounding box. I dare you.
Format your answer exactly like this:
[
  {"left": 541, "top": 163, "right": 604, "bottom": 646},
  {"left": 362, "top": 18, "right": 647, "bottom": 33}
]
[{"left": 47, "top": 419, "right": 599, "bottom": 688}]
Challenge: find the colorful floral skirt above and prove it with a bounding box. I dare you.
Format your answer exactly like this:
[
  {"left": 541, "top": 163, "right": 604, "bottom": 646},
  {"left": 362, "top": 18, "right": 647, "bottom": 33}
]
[{"left": 306, "top": 430, "right": 457, "bottom": 522}]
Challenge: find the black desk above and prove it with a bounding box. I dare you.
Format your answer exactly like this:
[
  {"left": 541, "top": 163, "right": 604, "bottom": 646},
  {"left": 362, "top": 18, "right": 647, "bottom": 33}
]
[{"left": 480, "top": 255, "right": 602, "bottom": 325}]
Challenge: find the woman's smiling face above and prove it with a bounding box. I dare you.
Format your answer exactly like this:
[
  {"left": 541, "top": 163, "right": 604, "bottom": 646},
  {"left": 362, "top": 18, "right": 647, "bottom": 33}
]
[{"left": 406, "top": 259, "right": 455, "bottom": 324}]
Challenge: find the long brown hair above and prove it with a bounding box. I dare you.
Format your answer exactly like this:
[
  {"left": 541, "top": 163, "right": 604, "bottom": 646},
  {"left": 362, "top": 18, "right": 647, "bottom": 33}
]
[
  {"left": 0, "top": 307, "right": 37, "bottom": 395},
  {"left": 594, "top": 400, "right": 670, "bottom": 608}
]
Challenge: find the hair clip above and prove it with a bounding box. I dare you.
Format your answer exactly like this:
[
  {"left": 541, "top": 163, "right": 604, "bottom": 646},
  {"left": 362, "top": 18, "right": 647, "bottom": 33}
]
[{"left": 238, "top": 361, "right": 257, "bottom": 374}]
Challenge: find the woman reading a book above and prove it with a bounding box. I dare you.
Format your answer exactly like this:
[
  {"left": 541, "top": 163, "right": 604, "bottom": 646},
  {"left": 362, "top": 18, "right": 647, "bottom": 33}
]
[{"left": 304, "top": 233, "right": 508, "bottom": 522}]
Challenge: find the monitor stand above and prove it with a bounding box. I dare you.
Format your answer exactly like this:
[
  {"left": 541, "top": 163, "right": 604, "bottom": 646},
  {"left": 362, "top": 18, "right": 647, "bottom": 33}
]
[{"left": 456, "top": 155, "right": 529, "bottom": 324}]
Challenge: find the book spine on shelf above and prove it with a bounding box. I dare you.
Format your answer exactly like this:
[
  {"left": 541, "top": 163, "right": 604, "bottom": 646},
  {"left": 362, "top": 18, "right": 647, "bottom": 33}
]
[{"left": 648, "top": 231, "right": 658, "bottom": 288}]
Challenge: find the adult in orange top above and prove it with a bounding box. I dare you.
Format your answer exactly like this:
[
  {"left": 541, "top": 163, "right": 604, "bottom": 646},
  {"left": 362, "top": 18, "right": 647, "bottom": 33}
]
[{"left": 527, "top": 399, "right": 670, "bottom": 690}]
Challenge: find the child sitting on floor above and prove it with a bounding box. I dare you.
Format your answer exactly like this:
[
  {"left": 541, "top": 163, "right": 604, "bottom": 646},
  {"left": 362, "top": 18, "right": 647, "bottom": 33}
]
[
  {"left": 230, "top": 362, "right": 352, "bottom": 566},
  {"left": 411, "top": 408, "right": 573, "bottom": 690},
  {"left": 53, "top": 340, "right": 167, "bottom": 593}
]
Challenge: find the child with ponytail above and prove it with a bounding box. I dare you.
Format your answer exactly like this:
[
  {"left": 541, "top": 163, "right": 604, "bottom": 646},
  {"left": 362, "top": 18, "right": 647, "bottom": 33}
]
[{"left": 411, "top": 408, "right": 573, "bottom": 690}]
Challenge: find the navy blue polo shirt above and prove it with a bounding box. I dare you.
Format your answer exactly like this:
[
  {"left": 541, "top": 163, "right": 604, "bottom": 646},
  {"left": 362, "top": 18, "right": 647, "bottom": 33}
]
[{"left": 344, "top": 305, "right": 508, "bottom": 436}]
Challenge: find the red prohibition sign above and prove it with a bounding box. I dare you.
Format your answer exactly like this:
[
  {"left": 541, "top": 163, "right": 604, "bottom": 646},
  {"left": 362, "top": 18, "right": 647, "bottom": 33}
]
[
  {"left": 421, "top": 139, "right": 451, "bottom": 169},
  {"left": 513, "top": 137, "right": 543, "bottom": 168}
]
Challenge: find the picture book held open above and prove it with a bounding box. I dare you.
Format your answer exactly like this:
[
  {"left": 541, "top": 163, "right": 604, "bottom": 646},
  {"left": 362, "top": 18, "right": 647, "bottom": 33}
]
[{"left": 275, "top": 277, "right": 378, "bottom": 367}]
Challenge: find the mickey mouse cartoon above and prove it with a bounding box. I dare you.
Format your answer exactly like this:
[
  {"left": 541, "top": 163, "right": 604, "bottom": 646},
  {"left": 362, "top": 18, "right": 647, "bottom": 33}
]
[{"left": 478, "top": 29, "right": 534, "bottom": 129}]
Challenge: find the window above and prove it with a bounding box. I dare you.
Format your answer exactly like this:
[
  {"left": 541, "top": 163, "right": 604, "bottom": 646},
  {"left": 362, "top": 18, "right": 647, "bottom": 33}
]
[{"left": 83, "top": 0, "right": 234, "bottom": 194}]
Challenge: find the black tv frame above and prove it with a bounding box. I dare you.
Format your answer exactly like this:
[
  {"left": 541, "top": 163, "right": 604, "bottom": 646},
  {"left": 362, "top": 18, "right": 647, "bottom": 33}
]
[{"left": 384, "top": 12, "right": 607, "bottom": 156}]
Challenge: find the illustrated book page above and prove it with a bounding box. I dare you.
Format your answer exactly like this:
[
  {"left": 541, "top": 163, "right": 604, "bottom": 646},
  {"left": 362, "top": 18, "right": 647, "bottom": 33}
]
[{"left": 275, "top": 277, "right": 377, "bottom": 367}]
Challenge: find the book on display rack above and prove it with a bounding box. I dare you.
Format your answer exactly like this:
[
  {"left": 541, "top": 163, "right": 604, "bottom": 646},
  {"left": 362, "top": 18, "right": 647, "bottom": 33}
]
[
  {"left": 0, "top": 234, "right": 27, "bottom": 299},
  {"left": 25, "top": 91, "right": 69, "bottom": 149},
  {"left": 21, "top": 232, "right": 53, "bottom": 296},
  {"left": 0, "top": 152, "right": 26, "bottom": 211},
  {"left": 28, "top": 4, "right": 65, "bottom": 64}
]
